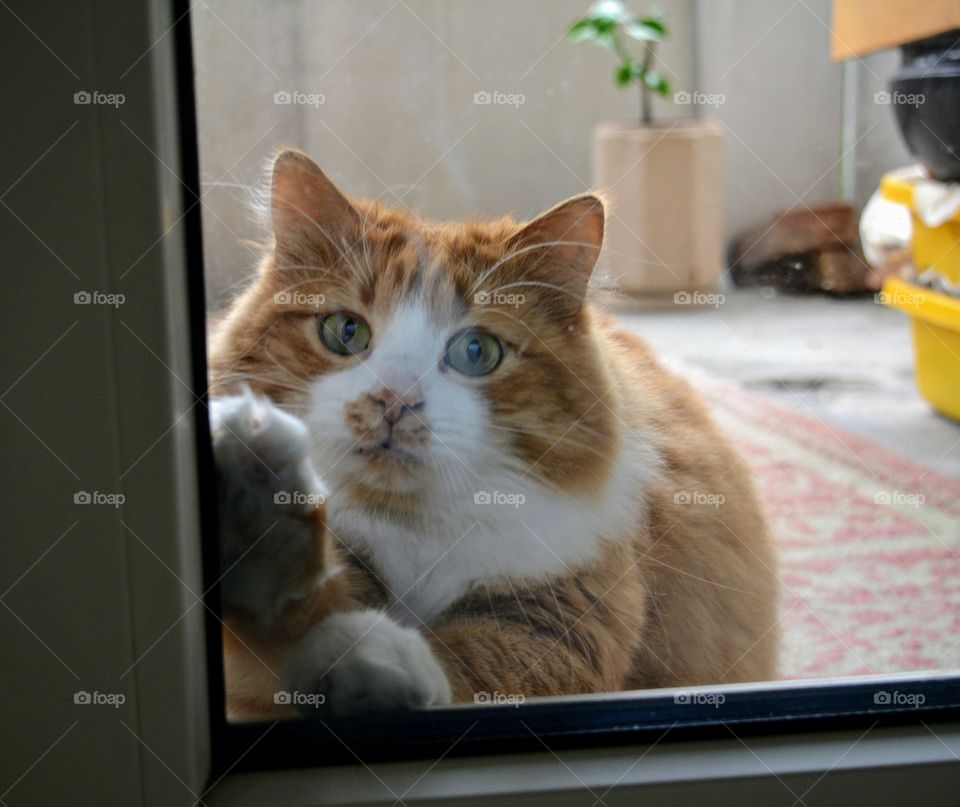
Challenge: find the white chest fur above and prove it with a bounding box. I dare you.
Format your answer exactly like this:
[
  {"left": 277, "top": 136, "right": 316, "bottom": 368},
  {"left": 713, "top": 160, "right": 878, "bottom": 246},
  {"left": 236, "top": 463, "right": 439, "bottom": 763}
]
[{"left": 327, "top": 434, "right": 657, "bottom": 626}]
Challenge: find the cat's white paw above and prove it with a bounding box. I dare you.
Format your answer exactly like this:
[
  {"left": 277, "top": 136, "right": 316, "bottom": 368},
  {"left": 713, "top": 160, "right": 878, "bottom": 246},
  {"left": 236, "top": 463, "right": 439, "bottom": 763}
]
[
  {"left": 210, "top": 389, "right": 329, "bottom": 621},
  {"left": 285, "top": 609, "right": 452, "bottom": 715}
]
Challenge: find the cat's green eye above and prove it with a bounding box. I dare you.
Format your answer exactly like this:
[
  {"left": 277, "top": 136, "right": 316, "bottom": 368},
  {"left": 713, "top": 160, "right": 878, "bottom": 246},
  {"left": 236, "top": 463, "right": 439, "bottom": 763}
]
[
  {"left": 319, "top": 312, "right": 371, "bottom": 355},
  {"left": 444, "top": 329, "right": 503, "bottom": 377}
]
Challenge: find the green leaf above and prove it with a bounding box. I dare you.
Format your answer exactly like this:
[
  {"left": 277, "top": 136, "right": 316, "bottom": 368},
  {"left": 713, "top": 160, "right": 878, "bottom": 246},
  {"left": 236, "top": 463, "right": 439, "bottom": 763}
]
[
  {"left": 638, "top": 14, "right": 667, "bottom": 35},
  {"left": 615, "top": 63, "right": 634, "bottom": 86},
  {"left": 591, "top": 17, "right": 617, "bottom": 33},
  {"left": 566, "top": 17, "right": 617, "bottom": 49},
  {"left": 592, "top": 29, "right": 617, "bottom": 50},
  {"left": 566, "top": 19, "right": 597, "bottom": 43},
  {"left": 625, "top": 21, "right": 664, "bottom": 41},
  {"left": 587, "top": 0, "right": 629, "bottom": 24},
  {"left": 643, "top": 69, "right": 670, "bottom": 96}
]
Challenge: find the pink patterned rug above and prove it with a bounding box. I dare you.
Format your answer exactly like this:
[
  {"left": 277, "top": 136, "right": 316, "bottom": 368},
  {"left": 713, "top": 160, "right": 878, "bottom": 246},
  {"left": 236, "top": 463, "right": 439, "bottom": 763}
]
[{"left": 700, "top": 378, "right": 960, "bottom": 680}]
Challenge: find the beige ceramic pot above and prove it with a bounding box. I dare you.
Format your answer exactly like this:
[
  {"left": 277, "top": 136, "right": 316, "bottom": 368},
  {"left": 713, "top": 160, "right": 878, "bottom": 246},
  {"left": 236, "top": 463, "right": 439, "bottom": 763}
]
[{"left": 592, "top": 118, "right": 724, "bottom": 303}]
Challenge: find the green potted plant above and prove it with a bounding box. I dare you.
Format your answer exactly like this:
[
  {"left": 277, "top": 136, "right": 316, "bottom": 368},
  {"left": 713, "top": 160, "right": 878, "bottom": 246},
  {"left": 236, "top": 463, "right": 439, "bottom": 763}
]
[{"left": 568, "top": 0, "right": 724, "bottom": 302}]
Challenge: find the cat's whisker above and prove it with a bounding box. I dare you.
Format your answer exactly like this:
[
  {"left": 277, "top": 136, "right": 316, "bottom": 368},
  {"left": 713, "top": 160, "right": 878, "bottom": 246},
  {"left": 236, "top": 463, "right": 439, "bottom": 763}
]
[
  {"left": 493, "top": 461, "right": 569, "bottom": 498},
  {"left": 484, "top": 422, "right": 620, "bottom": 467},
  {"left": 269, "top": 276, "right": 337, "bottom": 296},
  {"left": 214, "top": 259, "right": 269, "bottom": 302},
  {"left": 505, "top": 577, "right": 536, "bottom": 634},
  {"left": 269, "top": 262, "right": 366, "bottom": 292},
  {"left": 441, "top": 452, "right": 476, "bottom": 501},
  {"left": 211, "top": 370, "right": 310, "bottom": 398},
  {"left": 492, "top": 436, "right": 616, "bottom": 467},
  {"left": 262, "top": 344, "right": 312, "bottom": 387},
  {"left": 485, "top": 421, "right": 618, "bottom": 450},
  {"left": 344, "top": 232, "right": 376, "bottom": 287},
  {"left": 546, "top": 581, "right": 575, "bottom": 657},
  {"left": 212, "top": 367, "right": 308, "bottom": 388},
  {"left": 279, "top": 198, "right": 373, "bottom": 286},
  {"left": 341, "top": 200, "right": 386, "bottom": 287},
  {"left": 358, "top": 202, "right": 378, "bottom": 283},
  {"left": 638, "top": 574, "right": 669, "bottom": 656},
  {"left": 469, "top": 240, "right": 601, "bottom": 294},
  {"left": 470, "top": 306, "right": 545, "bottom": 343},
  {"left": 436, "top": 457, "right": 471, "bottom": 503},
  {"left": 480, "top": 279, "right": 583, "bottom": 301}
]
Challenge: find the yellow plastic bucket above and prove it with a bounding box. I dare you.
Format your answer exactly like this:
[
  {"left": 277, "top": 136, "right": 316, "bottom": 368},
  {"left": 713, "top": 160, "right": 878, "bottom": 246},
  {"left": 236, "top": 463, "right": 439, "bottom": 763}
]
[
  {"left": 880, "top": 171, "right": 960, "bottom": 286},
  {"left": 880, "top": 276, "right": 960, "bottom": 421}
]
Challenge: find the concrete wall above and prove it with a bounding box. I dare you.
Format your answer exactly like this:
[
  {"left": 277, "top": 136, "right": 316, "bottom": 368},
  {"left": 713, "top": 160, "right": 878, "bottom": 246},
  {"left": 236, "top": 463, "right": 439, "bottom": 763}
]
[
  {"left": 192, "top": 0, "right": 695, "bottom": 307},
  {"left": 696, "top": 0, "right": 910, "bottom": 240},
  {"left": 193, "top": 0, "right": 911, "bottom": 307},
  {"left": 697, "top": 0, "right": 844, "bottom": 240},
  {"left": 853, "top": 50, "right": 912, "bottom": 212}
]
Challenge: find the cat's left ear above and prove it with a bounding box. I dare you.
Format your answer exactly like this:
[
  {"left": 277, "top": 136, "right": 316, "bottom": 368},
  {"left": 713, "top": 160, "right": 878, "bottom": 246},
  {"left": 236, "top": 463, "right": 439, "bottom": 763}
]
[
  {"left": 270, "top": 149, "right": 361, "bottom": 260},
  {"left": 505, "top": 193, "right": 605, "bottom": 308}
]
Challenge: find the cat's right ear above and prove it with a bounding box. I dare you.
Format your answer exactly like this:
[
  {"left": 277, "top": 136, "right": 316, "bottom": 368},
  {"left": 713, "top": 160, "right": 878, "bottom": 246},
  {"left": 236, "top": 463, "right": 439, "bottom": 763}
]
[{"left": 270, "top": 149, "right": 360, "bottom": 259}]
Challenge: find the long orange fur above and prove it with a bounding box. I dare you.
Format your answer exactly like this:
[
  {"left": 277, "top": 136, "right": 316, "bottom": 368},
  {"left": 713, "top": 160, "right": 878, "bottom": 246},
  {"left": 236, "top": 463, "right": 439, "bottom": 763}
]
[{"left": 210, "top": 149, "right": 779, "bottom": 719}]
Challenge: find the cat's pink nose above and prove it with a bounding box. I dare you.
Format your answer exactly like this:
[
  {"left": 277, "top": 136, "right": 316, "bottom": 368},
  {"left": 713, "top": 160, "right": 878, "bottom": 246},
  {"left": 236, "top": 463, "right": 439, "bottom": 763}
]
[{"left": 370, "top": 386, "right": 424, "bottom": 425}]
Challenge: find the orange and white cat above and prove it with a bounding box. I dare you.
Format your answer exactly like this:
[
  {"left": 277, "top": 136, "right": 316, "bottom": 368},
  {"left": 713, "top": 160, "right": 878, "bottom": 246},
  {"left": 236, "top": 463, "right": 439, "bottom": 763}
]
[{"left": 209, "top": 149, "right": 779, "bottom": 719}]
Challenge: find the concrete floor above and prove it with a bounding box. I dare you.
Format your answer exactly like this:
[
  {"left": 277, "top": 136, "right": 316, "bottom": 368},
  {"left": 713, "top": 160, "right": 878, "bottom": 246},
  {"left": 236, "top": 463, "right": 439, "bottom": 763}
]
[{"left": 615, "top": 289, "right": 960, "bottom": 480}]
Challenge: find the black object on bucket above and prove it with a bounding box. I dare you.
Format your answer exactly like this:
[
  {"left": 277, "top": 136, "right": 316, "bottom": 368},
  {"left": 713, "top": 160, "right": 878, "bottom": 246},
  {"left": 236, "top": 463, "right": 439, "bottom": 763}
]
[{"left": 890, "top": 29, "right": 960, "bottom": 182}]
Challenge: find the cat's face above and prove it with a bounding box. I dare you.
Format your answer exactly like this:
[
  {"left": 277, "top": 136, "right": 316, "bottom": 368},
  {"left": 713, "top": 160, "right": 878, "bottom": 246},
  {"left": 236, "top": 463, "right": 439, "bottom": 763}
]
[{"left": 211, "top": 150, "right": 620, "bottom": 506}]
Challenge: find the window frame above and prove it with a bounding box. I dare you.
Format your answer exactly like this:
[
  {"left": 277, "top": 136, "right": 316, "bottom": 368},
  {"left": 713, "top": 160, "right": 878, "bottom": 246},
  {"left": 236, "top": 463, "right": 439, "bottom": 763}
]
[
  {"left": 214, "top": 675, "right": 960, "bottom": 773},
  {"left": 163, "top": 0, "right": 960, "bottom": 797},
  {"left": 12, "top": 0, "right": 956, "bottom": 803}
]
